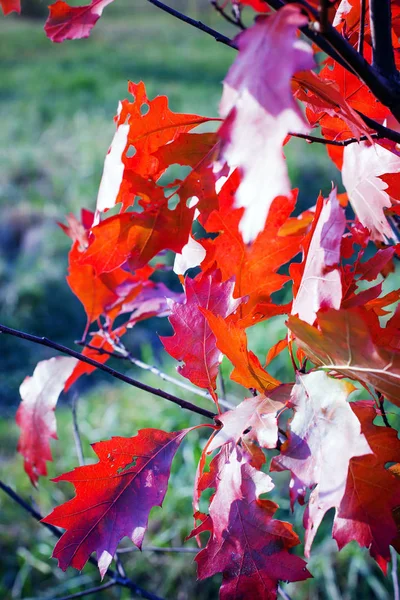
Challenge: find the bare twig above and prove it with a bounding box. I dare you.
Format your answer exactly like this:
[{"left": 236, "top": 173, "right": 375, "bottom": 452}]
[
  {"left": 210, "top": 0, "right": 245, "bottom": 30},
  {"left": 117, "top": 545, "right": 199, "bottom": 554},
  {"left": 376, "top": 391, "right": 391, "bottom": 428},
  {"left": 71, "top": 393, "right": 85, "bottom": 466},
  {"left": 357, "top": 0, "right": 367, "bottom": 56},
  {"left": 78, "top": 339, "right": 233, "bottom": 410},
  {"left": 49, "top": 579, "right": 116, "bottom": 600},
  {"left": 370, "top": 0, "right": 399, "bottom": 82},
  {"left": 0, "top": 480, "right": 165, "bottom": 600},
  {"left": 0, "top": 323, "right": 215, "bottom": 421},
  {"left": 278, "top": 586, "right": 293, "bottom": 600},
  {"left": 289, "top": 131, "right": 380, "bottom": 147},
  {"left": 146, "top": 0, "right": 235, "bottom": 47}
]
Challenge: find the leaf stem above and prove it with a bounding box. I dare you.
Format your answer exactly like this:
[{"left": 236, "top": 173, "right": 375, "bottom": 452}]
[{"left": 0, "top": 323, "right": 215, "bottom": 421}]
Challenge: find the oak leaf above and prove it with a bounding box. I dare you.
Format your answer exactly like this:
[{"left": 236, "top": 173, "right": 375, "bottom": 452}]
[
  {"left": 271, "top": 371, "right": 371, "bottom": 556},
  {"left": 216, "top": 5, "right": 314, "bottom": 242},
  {"left": 16, "top": 357, "right": 78, "bottom": 486},
  {"left": 44, "top": 0, "right": 113, "bottom": 42},
  {"left": 43, "top": 429, "right": 189, "bottom": 575}
]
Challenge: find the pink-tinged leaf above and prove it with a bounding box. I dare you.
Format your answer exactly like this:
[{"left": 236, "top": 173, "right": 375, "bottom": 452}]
[
  {"left": 0, "top": 0, "right": 20, "bottom": 15},
  {"left": 271, "top": 371, "right": 371, "bottom": 555},
  {"left": 342, "top": 141, "right": 400, "bottom": 241},
  {"left": 193, "top": 444, "right": 311, "bottom": 599},
  {"left": 16, "top": 357, "right": 78, "bottom": 486},
  {"left": 45, "top": 0, "right": 114, "bottom": 43},
  {"left": 292, "top": 189, "right": 345, "bottom": 324},
  {"left": 161, "top": 271, "right": 240, "bottom": 401},
  {"left": 43, "top": 429, "right": 189, "bottom": 576},
  {"left": 288, "top": 307, "right": 400, "bottom": 407},
  {"left": 333, "top": 401, "right": 400, "bottom": 572},
  {"left": 208, "top": 385, "right": 291, "bottom": 453},
  {"left": 216, "top": 5, "right": 314, "bottom": 242}
]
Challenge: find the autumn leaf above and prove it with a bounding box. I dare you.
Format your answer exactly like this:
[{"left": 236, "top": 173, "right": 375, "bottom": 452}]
[
  {"left": 216, "top": 5, "right": 314, "bottom": 242},
  {"left": 208, "top": 385, "right": 291, "bottom": 453},
  {"left": 44, "top": 0, "right": 114, "bottom": 42},
  {"left": 291, "top": 189, "right": 345, "bottom": 324},
  {"left": 43, "top": 429, "right": 190, "bottom": 576},
  {"left": 16, "top": 357, "right": 78, "bottom": 486},
  {"left": 288, "top": 307, "right": 400, "bottom": 407},
  {"left": 271, "top": 371, "right": 371, "bottom": 555},
  {"left": 333, "top": 401, "right": 400, "bottom": 571},
  {"left": 0, "top": 0, "right": 19, "bottom": 15},
  {"left": 193, "top": 444, "right": 311, "bottom": 599},
  {"left": 161, "top": 270, "right": 240, "bottom": 401},
  {"left": 203, "top": 311, "right": 280, "bottom": 393}
]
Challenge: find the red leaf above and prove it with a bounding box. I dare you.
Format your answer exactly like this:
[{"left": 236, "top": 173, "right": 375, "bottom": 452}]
[
  {"left": 271, "top": 371, "right": 371, "bottom": 556},
  {"left": 45, "top": 0, "right": 114, "bottom": 42},
  {"left": 0, "top": 0, "right": 20, "bottom": 15},
  {"left": 80, "top": 199, "right": 193, "bottom": 275},
  {"left": 288, "top": 308, "right": 400, "bottom": 407},
  {"left": 292, "top": 189, "right": 346, "bottom": 324},
  {"left": 16, "top": 357, "right": 78, "bottom": 486},
  {"left": 161, "top": 270, "right": 240, "bottom": 401},
  {"left": 216, "top": 5, "right": 314, "bottom": 242},
  {"left": 333, "top": 401, "right": 400, "bottom": 571},
  {"left": 193, "top": 444, "right": 311, "bottom": 599},
  {"left": 43, "top": 428, "right": 189, "bottom": 575},
  {"left": 203, "top": 312, "right": 280, "bottom": 393}
]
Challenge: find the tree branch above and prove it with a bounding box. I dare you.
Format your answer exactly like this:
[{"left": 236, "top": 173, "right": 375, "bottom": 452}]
[
  {"left": 49, "top": 580, "right": 116, "bottom": 600},
  {"left": 0, "top": 480, "right": 165, "bottom": 600},
  {"left": 0, "top": 323, "right": 215, "bottom": 421},
  {"left": 146, "top": 0, "right": 235, "bottom": 47},
  {"left": 210, "top": 0, "right": 245, "bottom": 30},
  {"left": 370, "top": 0, "right": 399, "bottom": 82},
  {"left": 357, "top": 0, "right": 367, "bottom": 56},
  {"left": 289, "top": 131, "right": 380, "bottom": 146},
  {"left": 78, "top": 338, "right": 233, "bottom": 410}
]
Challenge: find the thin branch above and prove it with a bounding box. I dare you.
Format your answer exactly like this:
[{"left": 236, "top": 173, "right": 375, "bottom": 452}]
[
  {"left": 391, "top": 546, "right": 400, "bottom": 600},
  {"left": 71, "top": 393, "right": 85, "bottom": 466},
  {"left": 0, "top": 480, "right": 165, "bottom": 600},
  {"left": 370, "top": 0, "right": 399, "bottom": 82},
  {"left": 278, "top": 586, "right": 293, "bottom": 600},
  {"left": 355, "top": 111, "right": 400, "bottom": 145},
  {"left": 117, "top": 545, "right": 199, "bottom": 554},
  {"left": 357, "top": 0, "right": 367, "bottom": 56},
  {"left": 289, "top": 131, "right": 380, "bottom": 146},
  {"left": 0, "top": 323, "right": 215, "bottom": 421},
  {"left": 211, "top": 0, "right": 245, "bottom": 30},
  {"left": 49, "top": 580, "right": 116, "bottom": 600},
  {"left": 265, "top": 0, "right": 400, "bottom": 119},
  {"left": 146, "top": 0, "right": 235, "bottom": 47},
  {"left": 78, "top": 339, "right": 233, "bottom": 410},
  {"left": 376, "top": 391, "right": 391, "bottom": 428}
]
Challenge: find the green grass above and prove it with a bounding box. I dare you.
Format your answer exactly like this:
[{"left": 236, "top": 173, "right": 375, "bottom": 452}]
[{"left": 0, "top": 2, "right": 396, "bottom": 598}]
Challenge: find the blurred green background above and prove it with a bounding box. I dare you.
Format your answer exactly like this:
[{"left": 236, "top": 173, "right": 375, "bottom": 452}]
[{"left": 0, "top": 1, "right": 396, "bottom": 598}]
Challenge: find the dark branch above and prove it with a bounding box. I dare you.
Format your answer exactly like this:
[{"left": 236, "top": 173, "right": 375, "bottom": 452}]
[
  {"left": 357, "top": 0, "right": 367, "bottom": 56},
  {"left": 211, "top": 0, "right": 245, "bottom": 30},
  {"left": 376, "top": 391, "right": 391, "bottom": 428},
  {"left": 0, "top": 480, "right": 165, "bottom": 600},
  {"left": 289, "top": 131, "right": 380, "bottom": 146},
  {"left": 50, "top": 580, "right": 116, "bottom": 600},
  {"left": 146, "top": 0, "right": 235, "bottom": 47},
  {"left": 370, "top": 0, "right": 399, "bottom": 82},
  {"left": 0, "top": 323, "right": 215, "bottom": 421}
]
